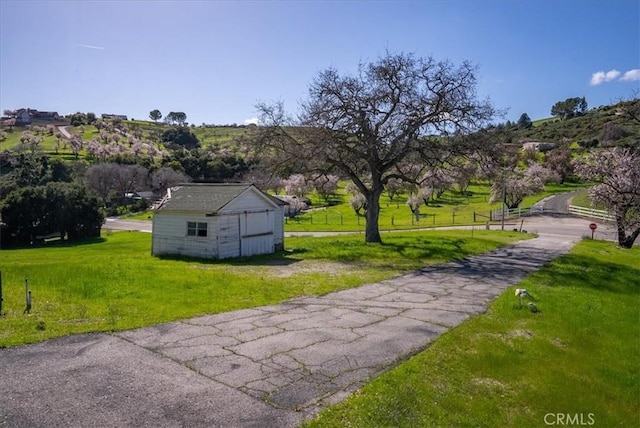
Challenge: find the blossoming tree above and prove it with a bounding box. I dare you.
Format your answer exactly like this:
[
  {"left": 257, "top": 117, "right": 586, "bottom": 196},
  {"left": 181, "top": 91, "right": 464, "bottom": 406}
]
[{"left": 574, "top": 148, "right": 640, "bottom": 248}]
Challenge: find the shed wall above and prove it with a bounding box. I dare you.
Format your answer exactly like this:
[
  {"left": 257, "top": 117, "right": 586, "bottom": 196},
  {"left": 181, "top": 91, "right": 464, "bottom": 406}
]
[
  {"left": 217, "top": 214, "right": 240, "bottom": 259},
  {"left": 224, "top": 189, "right": 266, "bottom": 212},
  {"left": 152, "top": 213, "right": 218, "bottom": 259},
  {"left": 273, "top": 206, "right": 284, "bottom": 250}
]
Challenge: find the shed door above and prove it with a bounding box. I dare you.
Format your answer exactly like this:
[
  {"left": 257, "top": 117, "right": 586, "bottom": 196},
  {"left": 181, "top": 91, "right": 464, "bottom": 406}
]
[
  {"left": 239, "top": 211, "right": 274, "bottom": 257},
  {"left": 218, "top": 215, "right": 240, "bottom": 259}
]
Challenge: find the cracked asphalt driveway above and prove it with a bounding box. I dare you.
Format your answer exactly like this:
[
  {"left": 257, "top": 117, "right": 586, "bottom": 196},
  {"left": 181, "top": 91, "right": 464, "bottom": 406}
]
[{"left": 0, "top": 235, "right": 575, "bottom": 427}]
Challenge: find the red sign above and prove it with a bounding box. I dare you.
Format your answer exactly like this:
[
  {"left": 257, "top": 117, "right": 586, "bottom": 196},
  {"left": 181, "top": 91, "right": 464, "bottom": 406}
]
[{"left": 589, "top": 223, "right": 597, "bottom": 230}]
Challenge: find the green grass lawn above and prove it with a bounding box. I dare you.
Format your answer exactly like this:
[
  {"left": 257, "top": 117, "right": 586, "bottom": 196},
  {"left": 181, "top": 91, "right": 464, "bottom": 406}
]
[
  {"left": 123, "top": 211, "right": 155, "bottom": 220},
  {"left": 0, "top": 229, "right": 528, "bottom": 347},
  {"left": 570, "top": 189, "right": 591, "bottom": 208},
  {"left": 125, "top": 182, "right": 586, "bottom": 231},
  {"left": 282, "top": 181, "right": 585, "bottom": 232},
  {"left": 0, "top": 126, "right": 83, "bottom": 159},
  {"left": 0, "top": 128, "right": 62, "bottom": 154},
  {"left": 304, "top": 239, "right": 640, "bottom": 427}
]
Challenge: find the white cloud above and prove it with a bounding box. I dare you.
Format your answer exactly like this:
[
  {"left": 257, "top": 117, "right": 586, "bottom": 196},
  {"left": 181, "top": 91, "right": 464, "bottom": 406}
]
[
  {"left": 76, "top": 43, "right": 105, "bottom": 50},
  {"left": 620, "top": 69, "right": 640, "bottom": 81},
  {"left": 243, "top": 117, "right": 259, "bottom": 125},
  {"left": 590, "top": 69, "right": 620, "bottom": 85}
]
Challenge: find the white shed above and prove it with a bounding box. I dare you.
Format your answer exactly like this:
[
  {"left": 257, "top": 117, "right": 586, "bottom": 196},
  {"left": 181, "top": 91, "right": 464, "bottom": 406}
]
[{"left": 151, "top": 183, "right": 287, "bottom": 259}]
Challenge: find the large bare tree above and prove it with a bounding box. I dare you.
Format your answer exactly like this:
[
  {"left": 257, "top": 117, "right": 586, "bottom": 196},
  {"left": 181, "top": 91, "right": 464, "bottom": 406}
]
[{"left": 249, "top": 52, "right": 496, "bottom": 243}]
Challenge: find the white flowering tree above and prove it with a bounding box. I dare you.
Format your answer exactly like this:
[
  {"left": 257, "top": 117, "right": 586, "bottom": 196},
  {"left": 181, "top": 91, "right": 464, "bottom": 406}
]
[
  {"left": 490, "top": 165, "right": 545, "bottom": 209},
  {"left": 384, "top": 177, "right": 404, "bottom": 201},
  {"left": 574, "top": 148, "right": 640, "bottom": 248},
  {"left": 452, "top": 160, "right": 478, "bottom": 194},
  {"left": 349, "top": 194, "right": 367, "bottom": 215},
  {"left": 420, "top": 168, "right": 455, "bottom": 199},
  {"left": 406, "top": 195, "right": 421, "bottom": 217}
]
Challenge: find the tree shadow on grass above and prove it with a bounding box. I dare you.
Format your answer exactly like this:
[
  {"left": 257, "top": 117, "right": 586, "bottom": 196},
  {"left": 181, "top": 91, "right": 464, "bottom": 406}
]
[
  {"left": 156, "top": 250, "right": 305, "bottom": 267},
  {"left": 379, "top": 237, "right": 468, "bottom": 261},
  {"left": 532, "top": 253, "right": 640, "bottom": 295},
  {"left": 0, "top": 236, "right": 106, "bottom": 251}
]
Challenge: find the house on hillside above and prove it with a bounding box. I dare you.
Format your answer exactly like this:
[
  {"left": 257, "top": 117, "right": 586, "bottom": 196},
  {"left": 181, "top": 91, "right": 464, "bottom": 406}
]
[
  {"left": 13, "top": 109, "right": 61, "bottom": 125},
  {"left": 522, "top": 141, "right": 557, "bottom": 152},
  {"left": 31, "top": 111, "right": 61, "bottom": 122},
  {"left": 102, "top": 113, "right": 128, "bottom": 121},
  {"left": 151, "top": 183, "right": 287, "bottom": 260},
  {"left": 15, "top": 109, "right": 32, "bottom": 125}
]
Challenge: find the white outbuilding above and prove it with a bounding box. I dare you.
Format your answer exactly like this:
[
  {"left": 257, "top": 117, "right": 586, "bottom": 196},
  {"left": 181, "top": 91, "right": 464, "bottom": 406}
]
[{"left": 151, "top": 183, "right": 286, "bottom": 259}]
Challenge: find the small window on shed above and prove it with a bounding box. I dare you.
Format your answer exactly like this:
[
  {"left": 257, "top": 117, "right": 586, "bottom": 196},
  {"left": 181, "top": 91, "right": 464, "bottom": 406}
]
[{"left": 187, "top": 221, "right": 208, "bottom": 237}]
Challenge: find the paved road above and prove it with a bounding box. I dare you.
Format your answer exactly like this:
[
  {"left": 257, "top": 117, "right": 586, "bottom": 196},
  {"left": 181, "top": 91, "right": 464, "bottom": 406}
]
[
  {"left": 538, "top": 190, "right": 580, "bottom": 213},
  {"left": 105, "top": 217, "right": 152, "bottom": 233},
  {"left": 0, "top": 222, "right": 585, "bottom": 427},
  {"left": 57, "top": 125, "right": 72, "bottom": 139},
  {"left": 2, "top": 193, "right": 618, "bottom": 427}
]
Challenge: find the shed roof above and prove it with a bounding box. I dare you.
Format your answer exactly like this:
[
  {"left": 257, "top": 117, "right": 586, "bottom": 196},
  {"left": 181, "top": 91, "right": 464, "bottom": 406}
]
[{"left": 157, "top": 183, "right": 283, "bottom": 214}]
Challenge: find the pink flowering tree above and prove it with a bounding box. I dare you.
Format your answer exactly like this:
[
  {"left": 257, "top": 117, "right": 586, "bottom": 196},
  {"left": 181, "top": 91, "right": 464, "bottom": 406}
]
[
  {"left": 574, "top": 148, "right": 640, "bottom": 248},
  {"left": 69, "top": 135, "right": 83, "bottom": 159},
  {"left": 312, "top": 174, "right": 339, "bottom": 204},
  {"left": 273, "top": 195, "right": 308, "bottom": 217},
  {"left": 283, "top": 174, "right": 312, "bottom": 197},
  {"left": 525, "top": 161, "right": 561, "bottom": 184}
]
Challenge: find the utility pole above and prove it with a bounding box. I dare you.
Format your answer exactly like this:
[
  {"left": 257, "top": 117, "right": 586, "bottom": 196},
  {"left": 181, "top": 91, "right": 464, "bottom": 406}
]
[
  {"left": 0, "top": 271, "right": 3, "bottom": 315},
  {"left": 501, "top": 168, "right": 506, "bottom": 231}
]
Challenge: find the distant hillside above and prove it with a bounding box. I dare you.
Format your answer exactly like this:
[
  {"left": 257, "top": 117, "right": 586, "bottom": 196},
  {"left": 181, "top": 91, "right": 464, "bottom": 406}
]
[
  {"left": 127, "top": 120, "right": 249, "bottom": 150},
  {"left": 2, "top": 100, "right": 637, "bottom": 156},
  {"left": 512, "top": 100, "right": 639, "bottom": 148}
]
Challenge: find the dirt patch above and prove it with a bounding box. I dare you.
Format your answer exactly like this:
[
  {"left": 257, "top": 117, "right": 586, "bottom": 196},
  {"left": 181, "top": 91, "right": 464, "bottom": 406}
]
[
  {"left": 265, "top": 260, "right": 357, "bottom": 278},
  {"left": 508, "top": 329, "right": 534, "bottom": 339},
  {"left": 188, "top": 259, "right": 357, "bottom": 278},
  {"left": 472, "top": 377, "right": 507, "bottom": 389}
]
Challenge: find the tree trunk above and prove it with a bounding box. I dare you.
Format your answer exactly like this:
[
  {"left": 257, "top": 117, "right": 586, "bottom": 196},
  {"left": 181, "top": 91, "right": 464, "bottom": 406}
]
[
  {"left": 364, "top": 186, "right": 383, "bottom": 243},
  {"left": 617, "top": 222, "right": 640, "bottom": 249}
]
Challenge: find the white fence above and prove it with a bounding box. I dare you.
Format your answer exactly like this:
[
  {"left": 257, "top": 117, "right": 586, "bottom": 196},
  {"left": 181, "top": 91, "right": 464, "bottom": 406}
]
[
  {"left": 491, "top": 204, "right": 616, "bottom": 222},
  {"left": 491, "top": 205, "right": 549, "bottom": 220},
  {"left": 568, "top": 205, "right": 615, "bottom": 221}
]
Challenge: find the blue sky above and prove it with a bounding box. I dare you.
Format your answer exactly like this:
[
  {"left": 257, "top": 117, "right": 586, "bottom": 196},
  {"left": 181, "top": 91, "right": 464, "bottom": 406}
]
[{"left": 1, "top": 0, "right": 638, "bottom": 126}]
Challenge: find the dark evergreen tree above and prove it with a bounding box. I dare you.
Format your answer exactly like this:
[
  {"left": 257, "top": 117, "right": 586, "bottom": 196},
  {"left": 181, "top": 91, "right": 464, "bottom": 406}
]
[
  {"left": 517, "top": 112, "right": 533, "bottom": 129},
  {"left": 161, "top": 127, "right": 200, "bottom": 150},
  {"left": 0, "top": 183, "right": 104, "bottom": 246}
]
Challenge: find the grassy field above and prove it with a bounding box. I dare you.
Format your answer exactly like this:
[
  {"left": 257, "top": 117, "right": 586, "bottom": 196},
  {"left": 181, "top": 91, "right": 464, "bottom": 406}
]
[
  {"left": 0, "top": 127, "right": 66, "bottom": 154},
  {"left": 0, "top": 121, "right": 246, "bottom": 156},
  {"left": 570, "top": 189, "right": 590, "bottom": 208},
  {"left": 304, "top": 239, "right": 640, "bottom": 427},
  {"left": 125, "top": 182, "right": 586, "bottom": 230},
  {"left": 0, "top": 229, "right": 528, "bottom": 347},
  {"left": 286, "top": 182, "right": 584, "bottom": 232}
]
